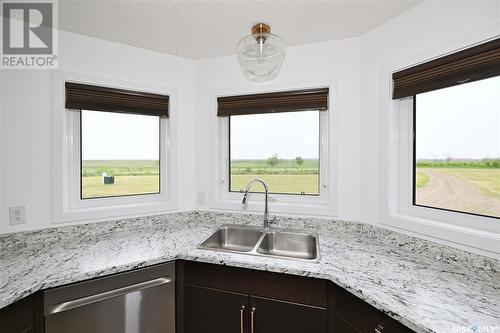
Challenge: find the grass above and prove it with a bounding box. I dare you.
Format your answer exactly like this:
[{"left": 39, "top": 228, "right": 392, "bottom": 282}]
[
  {"left": 81, "top": 159, "right": 498, "bottom": 199},
  {"left": 81, "top": 175, "right": 159, "bottom": 198},
  {"left": 416, "top": 159, "right": 500, "bottom": 169},
  {"left": 82, "top": 160, "right": 159, "bottom": 177},
  {"left": 230, "top": 159, "right": 319, "bottom": 194},
  {"left": 430, "top": 168, "right": 500, "bottom": 198},
  {"left": 230, "top": 174, "right": 319, "bottom": 195},
  {"left": 231, "top": 159, "right": 318, "bottom": 175},
  {"left": 416, "top": 172, "right": 429, "bottom": 188}
]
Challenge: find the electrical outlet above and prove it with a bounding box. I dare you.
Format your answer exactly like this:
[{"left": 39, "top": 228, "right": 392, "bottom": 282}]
[{"left": 9, "top": 206, "right": 26, "bottom": 225}]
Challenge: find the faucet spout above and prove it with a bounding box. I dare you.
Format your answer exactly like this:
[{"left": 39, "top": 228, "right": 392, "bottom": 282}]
[{"left": 241, "top": 178, "right": 271, "bottom": 230}]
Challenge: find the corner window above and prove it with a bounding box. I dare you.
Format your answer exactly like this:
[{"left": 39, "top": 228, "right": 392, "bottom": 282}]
[
  {"left": 229, "top": 111, "right": 320, "bottom": 195},
  {"left": 81, "top": 110, "right": 160, "bottom": 199},
  {"left": 413, "top": 76, "right": 500, "bottom": 218},
  {"left": 388, "top": 38, "right": 500, "bottom": 249}
]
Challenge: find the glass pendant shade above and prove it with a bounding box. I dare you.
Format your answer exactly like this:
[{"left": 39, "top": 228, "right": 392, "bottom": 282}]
[{"left": 237, "top": 24, "right": 286, "bottom": 82}]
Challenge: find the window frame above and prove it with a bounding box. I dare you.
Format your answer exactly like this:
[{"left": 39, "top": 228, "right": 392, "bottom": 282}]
[
  {"left": 378, "top": 31, "right": 500, "bottom": 256},
  {"left": 227, "top": 111, "right": 322, "bottom": 197},
  {"left": 411, "top": 93, "right": 498, "bottom": 220},
  {"left": 79, "top": 110, "right": 162, "bottom": 200},
  {"left": 208, "top": 81, "right": 338, "bottom": 217},
  {"left": 396, "top": 96, "right": 499, "bottom": 228},
  {"left": 381, "top": 94, "right": 499, "bottom": 255},
  {"left": 51, "top": 71, "right": 178, "bottom": 223}
]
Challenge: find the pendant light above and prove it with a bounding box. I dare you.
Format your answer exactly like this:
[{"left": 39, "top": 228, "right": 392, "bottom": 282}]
[{"left": 237, "top": 23, "right": 286, "bottom": 82}]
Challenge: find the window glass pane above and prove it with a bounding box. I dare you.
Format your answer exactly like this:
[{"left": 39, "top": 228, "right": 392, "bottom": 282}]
[
  {"left": 414, "top": 76, "right": 500, "bottom": 218},
  {"left": 81, "top": 110, "right": 160, "bottom": 199},
  {"left": 230, "top": 111, "right": 320, "bottom": 195}
]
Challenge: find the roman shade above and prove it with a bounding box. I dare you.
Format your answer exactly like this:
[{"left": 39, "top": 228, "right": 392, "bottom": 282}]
[
  {"left": 217, "top": 88, "right": 328, "bottom": 116},
  {"left": 65, "top": 82, "right": 169, "bottom": 117},
  {"left": 392, "top": 38, "right": 500, "bottom": 99}
]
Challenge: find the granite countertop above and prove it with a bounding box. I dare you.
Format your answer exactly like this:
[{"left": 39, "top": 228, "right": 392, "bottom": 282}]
[{"left": 0, "top": 211, "right": 498, "bottom": 333}]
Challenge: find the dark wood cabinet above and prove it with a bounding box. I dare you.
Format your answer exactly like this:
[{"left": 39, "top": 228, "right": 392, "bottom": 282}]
[
  {"left": 178, "top": 261, "right": 414, "bottom": 333},
  {"left": 328, "top": 283, "right": 413, "bottom": 333},
  {"left": 179, "top": 260, "right": 328, "bottom": 333},
  {"left": 249, "top": 296, "right": 327, "bottom": 333},
  {"left": 0, "top": 293, "right": 43, "bottom": 333},
  {"left": 184, "top": 285, "right": 248, "bottom": 333},
  {"left": 0, "top": 294, "right": 34, "bottom": 333}
]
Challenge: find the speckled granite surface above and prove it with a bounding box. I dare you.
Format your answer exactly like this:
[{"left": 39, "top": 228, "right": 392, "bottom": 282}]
[{"left": 1, "top": 211, "right": 498, "bottom": 333}]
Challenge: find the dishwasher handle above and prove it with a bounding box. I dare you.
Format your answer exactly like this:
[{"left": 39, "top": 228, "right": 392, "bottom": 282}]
[{"left": 46, "top": 277, "right": 172, "bottom": 315}]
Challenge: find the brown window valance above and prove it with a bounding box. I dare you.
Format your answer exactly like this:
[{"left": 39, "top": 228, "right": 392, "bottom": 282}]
[
  {"left": 392, "top": 38, "right": 500, "bottom": 99},
  {"left": 65, "top": 82, "right": 169, "bottom": 117},
  {"left": 217, "top": 88, "right": 329, "bottom": 117}
]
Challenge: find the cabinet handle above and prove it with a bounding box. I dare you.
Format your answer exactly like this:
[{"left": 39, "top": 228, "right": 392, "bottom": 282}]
[
  {"left": 250, "top": 307, "right": 256, "bottom": 333},
  {"left": 374, "top": 324, "right": 384, "bottom": 333},
  {"left": 240, "top": 305, "right": 246, "bottom": 333}
]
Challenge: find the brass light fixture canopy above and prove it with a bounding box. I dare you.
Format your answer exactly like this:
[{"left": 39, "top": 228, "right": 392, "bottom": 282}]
[
  {"left": 251, "top": 23, "right": 271, "bottom": 35},
  {"left": 237, "top": 23, "right": 286, "bottom": 82}
]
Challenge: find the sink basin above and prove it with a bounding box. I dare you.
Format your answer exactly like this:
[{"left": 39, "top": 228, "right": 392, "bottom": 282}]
[
  {"left": 256, "top": 231, "right": 319, "bottom": 260},
  {"left": 198, "top": 225, "right": 320, "bottom": 262},
  {"left": 198, "top": 225, "right": 263, "bottom": 252}
]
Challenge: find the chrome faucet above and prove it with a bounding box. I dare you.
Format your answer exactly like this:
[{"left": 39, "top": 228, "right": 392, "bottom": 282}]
[{"left": 242, "top": 178, "right": 274, "bottom": 230}]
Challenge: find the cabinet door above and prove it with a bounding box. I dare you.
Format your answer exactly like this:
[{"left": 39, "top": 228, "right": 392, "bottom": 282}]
[
  {"left": 184, "top": 285, "right": 248, "bottom": 333},
  {"left": 0, "top": 295, "right": 34, "bottom": 333},
  {"left": 249, "top": 296, "right": 327, "bottom": 333}
]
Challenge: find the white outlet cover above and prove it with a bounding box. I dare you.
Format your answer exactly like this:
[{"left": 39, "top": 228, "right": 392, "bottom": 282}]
[{"left": 9, "top": 206, "right": 27, "bottom": 225}]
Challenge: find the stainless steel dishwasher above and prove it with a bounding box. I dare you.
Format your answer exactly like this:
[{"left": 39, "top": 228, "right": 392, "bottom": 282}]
[{"left": 44, "top": 262, "right": 175, "bottom": 333}]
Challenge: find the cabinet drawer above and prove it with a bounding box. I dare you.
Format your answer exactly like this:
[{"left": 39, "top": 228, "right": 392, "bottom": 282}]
[
  {"left": 182, "top": 260, "right": 327, "bottom": 308},
  {"left": 328, "top": 284, "right": 413, "bottom": 333}
]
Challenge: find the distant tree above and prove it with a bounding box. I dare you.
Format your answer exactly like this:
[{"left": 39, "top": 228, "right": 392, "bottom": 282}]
[
  {"left": 267, "top": 154, "right": 280, "bottom": 167},
  {"left": 295, "top": 156, "right": 304, "bottom": 166},
  {"left": 443, "top": 153, "right": 453, "bottom": 163}
]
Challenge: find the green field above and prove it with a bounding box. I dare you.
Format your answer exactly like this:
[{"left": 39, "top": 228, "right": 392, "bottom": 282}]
[
  {"left": 427, "top": 168, "right": 500, "bottom": 198},
  {"left": 82, "top": 160, "right": 159, "bottom": 177},
  {"left": 415, "top": 164, "right": 499, "bottom": 217},
  {"left": 82, "top": 175, "right": 159, "bottom": 198},
  {"left": 415, "top": 159, "right": 499, "bottom": 197},
  {"left": 81, "top": 159, "right": 499, "bottom": 201},
  {"left": 231, "top": 174, "right": 319, "bottom": 194},
  {"left": 230, "top": 159, "right": 319, "bottom": 194},
  {"left": 416, "top": 172, "right": 429, "bottom": 188},
  {"left": 82, "top": 160, "right": 159, "bottom": 198},
  {"left": 231, "top": 159, "right": 318, "bottom": 175},
  {"left": 416, "top": 159, "right": 500, "bottom": 169}
]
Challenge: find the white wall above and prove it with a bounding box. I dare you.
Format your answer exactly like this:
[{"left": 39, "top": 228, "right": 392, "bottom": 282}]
[
  {"left": 1, "top": 0, "right": 498, "bottom": 257},
  {"left": 0, "top": 30, "right": 197, "bottom": 233},
  {"left": 195, "top": 38, "right": 361, "bottom": 220}
]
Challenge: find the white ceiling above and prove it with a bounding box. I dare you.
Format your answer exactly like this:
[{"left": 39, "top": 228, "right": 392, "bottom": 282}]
[{"left": 59, "top": 1, "right": 421, "bottom": 59}]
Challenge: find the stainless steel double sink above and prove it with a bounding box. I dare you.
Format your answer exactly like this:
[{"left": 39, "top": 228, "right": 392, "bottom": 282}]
[{"left": 197, "top": 224, "right": 319, "bottom": 262}]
